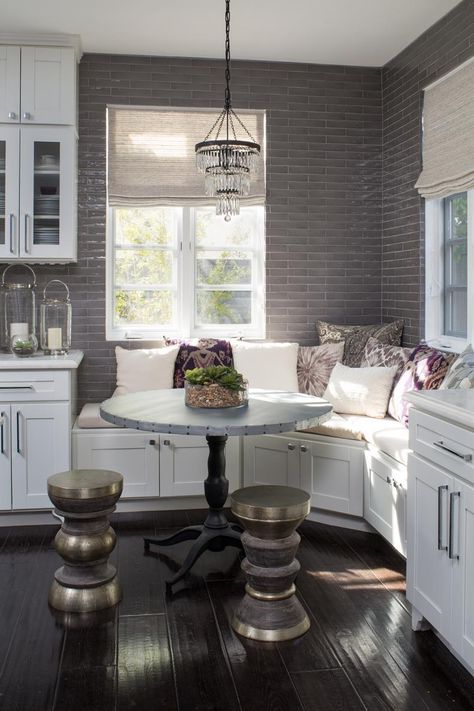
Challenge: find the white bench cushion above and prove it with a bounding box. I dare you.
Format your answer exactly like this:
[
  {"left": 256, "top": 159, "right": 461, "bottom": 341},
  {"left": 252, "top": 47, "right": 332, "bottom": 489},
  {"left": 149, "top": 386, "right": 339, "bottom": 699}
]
[
  {"left": 298, "top": 413, "right": 363, "bottom": 441},
  {"left": 76, "top": 403, "right": 121, "bottom": 429},
  {"left": 299, "top": 413, "right": 409, "bottom": 465}
]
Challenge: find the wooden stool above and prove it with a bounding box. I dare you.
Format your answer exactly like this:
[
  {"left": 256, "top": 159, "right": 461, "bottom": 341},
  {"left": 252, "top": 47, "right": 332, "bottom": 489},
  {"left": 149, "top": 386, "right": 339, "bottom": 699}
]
[
  {"left": 47, "top": 469, "right": 123, "bottom": 613},
  {"left": 230, "top": 485, "right": 311, "bottom": 642}
]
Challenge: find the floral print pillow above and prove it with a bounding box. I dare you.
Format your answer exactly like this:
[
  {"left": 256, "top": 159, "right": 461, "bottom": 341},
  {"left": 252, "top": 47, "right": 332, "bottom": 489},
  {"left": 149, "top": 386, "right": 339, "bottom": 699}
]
[
  {"left": 315, "top": 319, "right": 404, "bottom": 367},
  {"left": 297, "top": 342, "right": 344, "bottom": 397},
  {"left": 440, "top": 344, "right": 474, "bottom": 390},
  {"left": 390, "top": 344, "right": 455, "bottom": 427}
]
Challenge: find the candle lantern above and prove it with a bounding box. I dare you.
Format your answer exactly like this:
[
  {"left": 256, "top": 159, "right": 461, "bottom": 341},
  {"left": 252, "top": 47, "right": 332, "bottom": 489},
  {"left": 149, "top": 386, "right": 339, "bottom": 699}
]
[
  {"left": 2, "top": 265, "right": 37, "bottom": 351},
  {"left": 40, "top": 280, "right": 72, "bottom": 355}
]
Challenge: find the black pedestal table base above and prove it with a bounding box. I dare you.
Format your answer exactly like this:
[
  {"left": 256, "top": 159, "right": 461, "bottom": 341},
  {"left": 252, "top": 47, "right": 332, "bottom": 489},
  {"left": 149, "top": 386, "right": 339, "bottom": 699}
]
[{"left": 143, "top": 435, "right": 243, "bottom": 588}]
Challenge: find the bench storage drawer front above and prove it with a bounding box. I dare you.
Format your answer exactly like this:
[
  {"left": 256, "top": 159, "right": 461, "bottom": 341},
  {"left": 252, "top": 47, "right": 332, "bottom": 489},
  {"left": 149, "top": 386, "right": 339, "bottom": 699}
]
[{"left": 410, "top": 410, "right": 474, "bottom": 485}]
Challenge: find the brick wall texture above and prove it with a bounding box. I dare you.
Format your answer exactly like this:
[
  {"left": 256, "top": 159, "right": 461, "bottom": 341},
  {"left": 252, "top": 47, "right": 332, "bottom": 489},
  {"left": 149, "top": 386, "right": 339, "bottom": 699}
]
[{"left": 14, "top": 0, "right": 474, "bottom": 407}]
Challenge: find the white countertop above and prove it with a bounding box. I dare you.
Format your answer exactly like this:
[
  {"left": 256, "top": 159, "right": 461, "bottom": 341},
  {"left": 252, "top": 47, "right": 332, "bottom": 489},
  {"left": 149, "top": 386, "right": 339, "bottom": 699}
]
[
  {"left": 406, "top": 389, "right": 474, "bottom": 430},
  {"left": 0, "top": 350, "right": 83, "bottom": 370}
]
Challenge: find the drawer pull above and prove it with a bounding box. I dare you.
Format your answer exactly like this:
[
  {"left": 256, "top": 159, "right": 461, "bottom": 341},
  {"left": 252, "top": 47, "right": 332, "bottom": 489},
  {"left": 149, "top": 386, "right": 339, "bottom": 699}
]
[
  {"left": 0, "top": 386, "right": 34, "bottom": 391},
  {"left": 0, "top": 412, "right": 5, "bottom": 455},
  {"left": 300, "top": 445, "right": 308, "bottom": 453},
  {"left": 288, "top": 443, "right": 295, "bottom": 451},
  {"left": 449, "top": 491, "right": 461, "bottom": 560},
  {"left": 16, "top": 411, "right": 21, "bottom": 454},
  {"left": 437, "top": 485, "right": 448, "bottom": 551},
  {"left": 433, "top": 441, "right": 472, "bottom": 462}
]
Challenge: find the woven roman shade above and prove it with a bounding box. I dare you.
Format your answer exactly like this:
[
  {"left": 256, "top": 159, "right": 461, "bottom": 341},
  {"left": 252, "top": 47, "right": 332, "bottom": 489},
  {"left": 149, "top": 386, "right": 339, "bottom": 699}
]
[
  {"left": 107, "top": 105, "right": 265, "bottom": 207},
  {"left": 415, "top": 59, "right": 474, "bottom": 199}
]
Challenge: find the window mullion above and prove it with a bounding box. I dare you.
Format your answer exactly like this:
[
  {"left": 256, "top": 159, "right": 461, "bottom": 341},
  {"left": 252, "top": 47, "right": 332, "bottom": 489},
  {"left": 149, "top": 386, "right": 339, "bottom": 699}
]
[{"left": 181, "top": 206, "right": 193, "bottom": 337}]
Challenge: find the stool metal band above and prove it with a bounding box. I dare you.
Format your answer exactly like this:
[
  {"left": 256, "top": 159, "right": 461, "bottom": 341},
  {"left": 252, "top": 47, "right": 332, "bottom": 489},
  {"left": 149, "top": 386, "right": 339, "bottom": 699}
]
[
  {"left": 232, "top": 614, "right": 310, "bottom": 642},
  {"left": 245, "top": 582, "right": 296, "bottom": 601}
]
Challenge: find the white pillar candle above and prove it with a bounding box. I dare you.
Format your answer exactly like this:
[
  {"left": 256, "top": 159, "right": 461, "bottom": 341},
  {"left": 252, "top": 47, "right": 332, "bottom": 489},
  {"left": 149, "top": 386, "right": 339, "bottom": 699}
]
[
  {"left": 10, "top": 322, "right": 29, "bottom": 338},
  {"left": 47, "top": 327, "right": 62, "bottom": 350}
]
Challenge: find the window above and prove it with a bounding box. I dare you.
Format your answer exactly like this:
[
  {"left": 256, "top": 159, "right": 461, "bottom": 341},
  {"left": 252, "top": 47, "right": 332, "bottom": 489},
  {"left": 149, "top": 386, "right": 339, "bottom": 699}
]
[
  {"left": 443, "top": 193, "right": 468, "bottom": 338},
  {"left": 107, "top": 205, "right": 265, "bottom": 340},
  {"left": 106, "top": 105, "right": 266, "bottom": 341},
  {"left": 425, "top": 190, "right": 473, "bottom": 351}
]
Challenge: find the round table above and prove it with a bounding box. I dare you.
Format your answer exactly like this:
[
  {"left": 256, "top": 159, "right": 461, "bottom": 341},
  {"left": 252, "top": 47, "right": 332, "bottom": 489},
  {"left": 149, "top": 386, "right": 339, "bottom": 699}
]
[{"left": 100, "top": 388, "right": 332, "bottom": 588}]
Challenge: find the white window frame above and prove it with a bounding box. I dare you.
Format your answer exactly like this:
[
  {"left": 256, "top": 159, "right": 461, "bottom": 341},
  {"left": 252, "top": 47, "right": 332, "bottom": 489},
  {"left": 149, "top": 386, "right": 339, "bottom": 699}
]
[
  {"left": 425, "top": 190, "right": 474, "bottom": 353},
  {"left": 106, "top": 205, "right": 266, "bottom": 341}
]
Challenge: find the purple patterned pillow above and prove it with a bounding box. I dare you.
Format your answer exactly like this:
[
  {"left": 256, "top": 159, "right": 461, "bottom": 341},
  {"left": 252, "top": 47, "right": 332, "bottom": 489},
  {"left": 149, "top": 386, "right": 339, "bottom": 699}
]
[
  {"left": 166, "top": 338, "right": 234, "bottom": 388},
  {"left": 297, "top": 342, "right": 344, "bottom": 397},
  {"left": 390, "top": 344, "right": 455, "bottom": 427}
]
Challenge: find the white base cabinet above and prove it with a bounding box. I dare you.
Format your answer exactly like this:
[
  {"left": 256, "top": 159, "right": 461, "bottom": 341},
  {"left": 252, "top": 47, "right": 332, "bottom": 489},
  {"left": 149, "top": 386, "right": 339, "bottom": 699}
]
[
  {"left": 73, "top": 429, "right": 241, "bottom": 501},
  {"left": 407, "top": 399, "right": 474, "bottom": 673},
  {"left": 0, "top": 353, "right": 81, "bottom": 511},
  {"left": 243, "top": 432, "right": 364, "bottom": 516}
]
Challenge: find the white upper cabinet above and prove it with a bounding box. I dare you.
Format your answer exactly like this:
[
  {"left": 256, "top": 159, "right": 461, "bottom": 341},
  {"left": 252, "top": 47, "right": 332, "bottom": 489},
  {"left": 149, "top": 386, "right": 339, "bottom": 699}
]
[
  {"left": 0, "top": 45, "right": 75, "bottom": 126},
  {"left": 0, "top": 47, "right": 20, "bottom": 123}
]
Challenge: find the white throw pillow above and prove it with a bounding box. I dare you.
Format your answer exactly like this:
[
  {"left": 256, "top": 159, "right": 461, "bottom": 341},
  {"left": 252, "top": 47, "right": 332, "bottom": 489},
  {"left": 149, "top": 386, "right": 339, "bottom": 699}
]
[
  {"left": 323, "top": 362, "right": 398, "bottom": 418},
  {"left": 231, "top": 341, "right": 299, "bottom": 391},
  {"left": 114, "top": 344, "right": 179, "bottom": 396}
]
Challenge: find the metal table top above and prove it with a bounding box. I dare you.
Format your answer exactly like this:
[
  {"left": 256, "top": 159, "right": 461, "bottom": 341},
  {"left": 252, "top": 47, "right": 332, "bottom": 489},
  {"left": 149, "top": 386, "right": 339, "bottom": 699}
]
[{"left": 100, "top": 388, "right": 332, "bottom": 437}]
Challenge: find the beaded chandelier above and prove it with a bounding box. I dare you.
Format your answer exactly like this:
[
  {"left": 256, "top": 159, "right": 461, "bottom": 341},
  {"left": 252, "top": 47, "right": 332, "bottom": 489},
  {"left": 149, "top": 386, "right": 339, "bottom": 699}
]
[{"left": 195, "top": 0, "right": 260, "bottom": 221}]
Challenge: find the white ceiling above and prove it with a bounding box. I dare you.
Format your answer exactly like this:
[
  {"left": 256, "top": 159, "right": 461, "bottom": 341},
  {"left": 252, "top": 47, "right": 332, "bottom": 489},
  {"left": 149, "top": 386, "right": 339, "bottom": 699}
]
[{"left": 0, "top": 0, "right": 462, "bottom": 67}]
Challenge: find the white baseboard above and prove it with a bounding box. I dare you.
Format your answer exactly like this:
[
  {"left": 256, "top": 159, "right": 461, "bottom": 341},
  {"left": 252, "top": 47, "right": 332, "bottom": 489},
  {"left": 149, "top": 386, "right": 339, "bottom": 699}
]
[{"left": 306, "top": 508, "right": 374, "bottom": 532}]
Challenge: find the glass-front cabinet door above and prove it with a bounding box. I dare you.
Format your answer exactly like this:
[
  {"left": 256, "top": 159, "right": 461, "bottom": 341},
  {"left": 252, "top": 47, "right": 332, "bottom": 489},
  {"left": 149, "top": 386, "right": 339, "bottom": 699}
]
[
  {"left": 19, "top": 126, "right": 76, "bottom": 261},
  {"left": 0, "top": 125, "right": 20, "bottom": 261}
]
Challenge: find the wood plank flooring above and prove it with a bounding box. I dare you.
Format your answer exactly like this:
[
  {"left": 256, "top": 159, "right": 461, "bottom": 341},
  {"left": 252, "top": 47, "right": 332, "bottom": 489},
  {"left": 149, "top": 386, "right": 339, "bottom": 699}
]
[{"left": 0, "top": 511, "right": 473, "bottom": 711}]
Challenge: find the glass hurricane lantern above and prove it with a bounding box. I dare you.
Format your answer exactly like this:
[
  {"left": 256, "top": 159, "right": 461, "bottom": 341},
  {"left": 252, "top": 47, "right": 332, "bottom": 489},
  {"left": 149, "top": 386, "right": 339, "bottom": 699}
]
[{"left": 40, "top": 280, "right": 72, "bottom": 355}]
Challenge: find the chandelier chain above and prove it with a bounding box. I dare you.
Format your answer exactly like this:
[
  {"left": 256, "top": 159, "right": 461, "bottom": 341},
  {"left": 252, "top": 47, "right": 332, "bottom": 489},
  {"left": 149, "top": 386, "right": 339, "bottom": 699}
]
[{"left": 224, "top": 0, "right": 231, "bottom": 112}]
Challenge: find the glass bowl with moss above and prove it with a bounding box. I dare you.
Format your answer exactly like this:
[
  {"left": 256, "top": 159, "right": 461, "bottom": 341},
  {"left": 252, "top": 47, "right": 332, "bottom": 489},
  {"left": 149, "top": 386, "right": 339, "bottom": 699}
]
[
  {"left": 184, "top": 366, "right": 248, "bottom": 408},
  {"left": 10, "top": 333, "right": 38, "bottom": 358}
]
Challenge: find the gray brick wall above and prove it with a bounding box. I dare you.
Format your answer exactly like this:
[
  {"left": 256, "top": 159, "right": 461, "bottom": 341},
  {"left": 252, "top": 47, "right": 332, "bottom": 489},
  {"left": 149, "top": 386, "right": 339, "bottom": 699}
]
[
  {"left": 23, "top": 55, "right": 383, "bottom": 408},
  {"left": 381, "top": 0, "right": 474, "bottom": 345}
]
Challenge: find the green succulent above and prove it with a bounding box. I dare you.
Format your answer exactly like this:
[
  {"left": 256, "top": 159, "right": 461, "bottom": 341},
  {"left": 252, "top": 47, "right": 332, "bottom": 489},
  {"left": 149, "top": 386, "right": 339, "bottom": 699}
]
[{"left": 184, "top": 366, "right": 246, "bottom": 391}]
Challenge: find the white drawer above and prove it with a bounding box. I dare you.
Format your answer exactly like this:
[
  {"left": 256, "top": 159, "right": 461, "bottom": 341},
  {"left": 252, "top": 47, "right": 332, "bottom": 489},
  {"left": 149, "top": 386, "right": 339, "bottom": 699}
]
[
  {"left": 0, "top": 370, "right": 70, "bottom": 402},
  {"left": 410, "top": 409, "right": 474, "bottom": 485}
]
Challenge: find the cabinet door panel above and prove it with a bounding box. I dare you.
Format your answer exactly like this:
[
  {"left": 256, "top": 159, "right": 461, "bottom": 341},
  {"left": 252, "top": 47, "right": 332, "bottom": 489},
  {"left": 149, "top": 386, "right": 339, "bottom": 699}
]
[
  {"left": 452, "top": 479, "right": 474, "bottom": 668},
  {"left": 243, "top": 435, "right": 299, "bottom": 487},
  {"left": 160, "top": 435, "right": 240, "bottom": 498},
  {"left": 407, "top": 453, "right": 453, "bottom": 637},
  {"left": 0, "top": 406, "right": 11, "bottom": 510},
  {"left": 20, "top": 47, "right": 75, "bottom": 125},
  {"left": 364, "top": 451, "right": 406, "bottom": 556},
  {"left": 73, "top": 432, "right": 159, "bottom": 498},
  {"left": 19, "top": 126, "right": 76, "bottom": 262},
  {"left": 12, "top": 402, "right": 70, "bottom": 509},
  {"left": 300, "top": 440, "right": 364, "bottom": 515},
  {"left": 0, "top": 125, "right": 20, "bottom": 261},
  {"left": 0, "top": 46, "right": 20, "bottom": 123}
]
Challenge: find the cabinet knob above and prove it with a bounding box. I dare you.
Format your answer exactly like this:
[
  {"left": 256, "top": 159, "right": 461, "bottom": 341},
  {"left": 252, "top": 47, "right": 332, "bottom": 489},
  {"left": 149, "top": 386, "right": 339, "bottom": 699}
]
[
  {"left": 22, "top": 112, "right": 31, "bottom": 120},
  {"left": 386, "top": 476, "right": 392, "bottom": 485},
  {"left": 300, "top": 445, "right": 308, "bottom": 453},
  {"left": 163, "top": 439, "right": 171, "bottom": 446},
  {"left": 8, "top": 112, "right": 17, "bottom": 120},
  {"left": 288, "top": 443, "right": 295, "bottom": 451},
  {"left": 149, "top": 439, "right": 156, "bottom": 445}
]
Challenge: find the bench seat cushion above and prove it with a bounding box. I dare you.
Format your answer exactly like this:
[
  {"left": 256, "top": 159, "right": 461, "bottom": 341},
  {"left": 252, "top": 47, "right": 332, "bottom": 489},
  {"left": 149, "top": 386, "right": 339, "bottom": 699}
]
[
  {"left": 299, "top": 413, "right": 409, "bottom": 465},
  {"left": 76, "top": 403, "right": 121, "bottom": 429}
]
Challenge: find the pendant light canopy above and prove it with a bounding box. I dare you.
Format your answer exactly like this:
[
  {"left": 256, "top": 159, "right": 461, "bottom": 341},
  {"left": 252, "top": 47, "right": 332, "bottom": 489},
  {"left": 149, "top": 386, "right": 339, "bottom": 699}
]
[{"left": 195, "top": 0, "right": 261, "bottom": 220}]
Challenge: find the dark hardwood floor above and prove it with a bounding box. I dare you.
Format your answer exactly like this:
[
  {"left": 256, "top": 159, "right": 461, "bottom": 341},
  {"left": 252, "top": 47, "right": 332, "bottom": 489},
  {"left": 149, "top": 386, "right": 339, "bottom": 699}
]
[{"left": 0, "top": 510, "right": 474, "bottom": 711}]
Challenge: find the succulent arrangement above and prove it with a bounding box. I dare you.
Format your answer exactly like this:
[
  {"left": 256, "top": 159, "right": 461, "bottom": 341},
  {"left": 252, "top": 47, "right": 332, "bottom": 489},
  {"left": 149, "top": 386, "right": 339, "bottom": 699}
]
[
  {"left": 184, "top": 366, "right": 248, "bottom": 408},
  {"left": 184, "top": 366, "right": 247, "bottom": 391}
]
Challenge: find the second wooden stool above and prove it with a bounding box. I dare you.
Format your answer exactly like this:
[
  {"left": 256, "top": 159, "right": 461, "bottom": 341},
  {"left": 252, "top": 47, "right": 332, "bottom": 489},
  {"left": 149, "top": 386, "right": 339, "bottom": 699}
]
[{"left": 230, "top": 485, "right": 311, "bottom": 641}]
